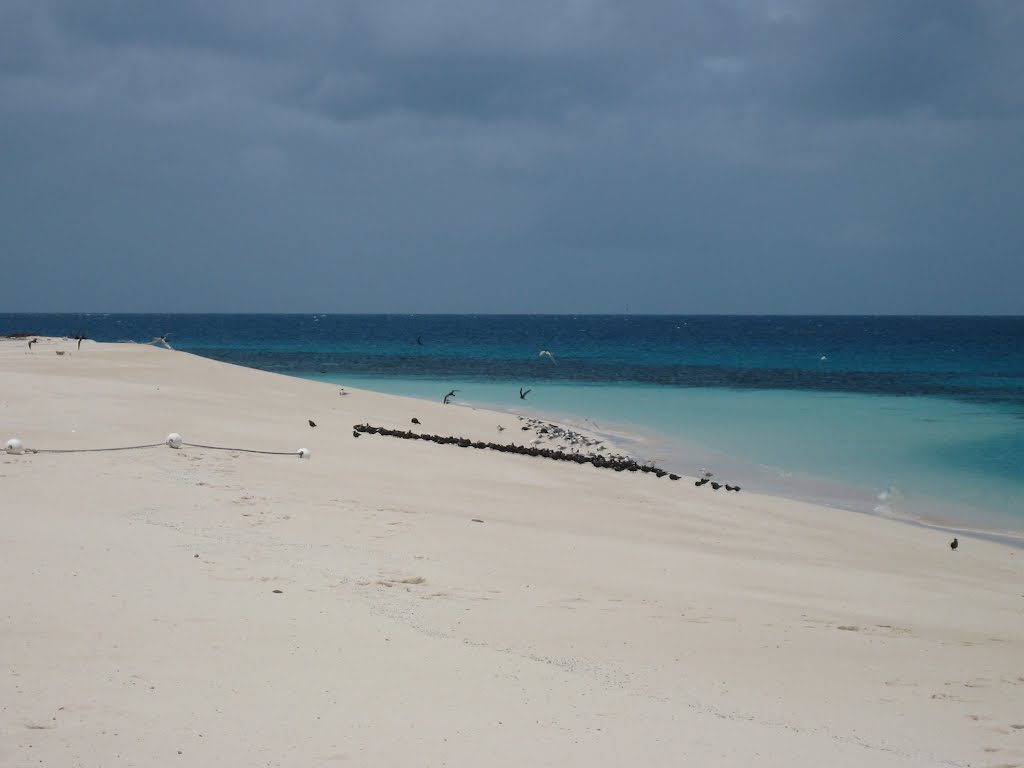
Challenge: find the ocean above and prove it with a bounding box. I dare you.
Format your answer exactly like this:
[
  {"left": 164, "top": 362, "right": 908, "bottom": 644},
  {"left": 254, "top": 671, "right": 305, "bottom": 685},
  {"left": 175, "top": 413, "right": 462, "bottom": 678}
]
[{"left": 5, "top": 314, "right": 1023, "bottom": 536}]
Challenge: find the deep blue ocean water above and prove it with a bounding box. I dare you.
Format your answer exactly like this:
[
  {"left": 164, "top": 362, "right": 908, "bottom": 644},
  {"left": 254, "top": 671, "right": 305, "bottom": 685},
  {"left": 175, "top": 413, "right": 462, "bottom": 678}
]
[{"left": 5, "top": 314, "right": 1023, "bottom": 535}]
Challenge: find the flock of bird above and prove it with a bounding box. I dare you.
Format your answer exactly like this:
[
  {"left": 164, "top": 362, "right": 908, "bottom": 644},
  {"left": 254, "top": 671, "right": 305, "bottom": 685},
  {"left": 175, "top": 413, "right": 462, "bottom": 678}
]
[
  {"left": 351, "top": 419, "right": 686, "bottom": 480},
  {"left": 693, "top": 469, "right": 742, "bottom": 492},
  {"left": 343, "top": 412, "right": 748, "bottom": 490},
  {"left": 25, "top": 331, "right": 89, "bottom": 351},
  {"left": 25, "top": 332, "right": 170, "bottom": 351},
  {"left": 390, "top": 346, "right": 748, "bottom": 489}
]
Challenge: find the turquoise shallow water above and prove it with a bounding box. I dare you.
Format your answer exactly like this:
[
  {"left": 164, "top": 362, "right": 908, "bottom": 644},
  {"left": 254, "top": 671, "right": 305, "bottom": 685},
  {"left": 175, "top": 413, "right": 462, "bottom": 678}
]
[{"left": 5, "top": 314, "right": 1022, "bottom": 535}]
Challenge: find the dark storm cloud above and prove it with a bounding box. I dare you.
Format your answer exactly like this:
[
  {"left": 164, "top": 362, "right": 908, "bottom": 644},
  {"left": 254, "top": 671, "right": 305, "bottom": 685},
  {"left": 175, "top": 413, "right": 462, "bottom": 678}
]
[{"left": 1, "top": 0, "right": 1022, "bottom": 313}]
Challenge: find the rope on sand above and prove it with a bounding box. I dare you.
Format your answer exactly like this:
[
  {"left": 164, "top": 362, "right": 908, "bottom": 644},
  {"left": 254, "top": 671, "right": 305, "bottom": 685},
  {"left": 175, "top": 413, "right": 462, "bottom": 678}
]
[
  {"left": 27, "top": 443, "right": 166, "bottom": 454},
  {"left": 180, "top": 442, "right": 303, "bottom": 457},
  {"left": 5, "top": 434, "right": 311, "bottom": 459}
]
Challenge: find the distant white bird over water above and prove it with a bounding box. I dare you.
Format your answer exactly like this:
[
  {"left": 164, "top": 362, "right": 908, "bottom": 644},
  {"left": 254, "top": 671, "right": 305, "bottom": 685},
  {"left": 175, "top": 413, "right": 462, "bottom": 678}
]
[{"left": 539, "top": 350, "right": 557, "bottom": 364}]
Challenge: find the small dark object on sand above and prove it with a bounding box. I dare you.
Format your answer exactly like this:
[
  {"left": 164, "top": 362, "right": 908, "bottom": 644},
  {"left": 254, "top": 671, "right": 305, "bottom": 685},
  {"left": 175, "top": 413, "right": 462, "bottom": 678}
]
[
  {"left": 272, "top": 589, "right": 283, "bottom": 594},
  {"left": 471, "top": 518, "right": 484, "bottom": 523},
  {"left": 308, "top": 419, "right": 317, "bottom": 428},
  {"left": 352, "top": 430, "right": 361, "bottom": 438},
  {"left": 411, "top": 417, "right": 421, "bottom": 424},
  {"left": 950, "top": 537, "right": 959, "bottom": 551}
]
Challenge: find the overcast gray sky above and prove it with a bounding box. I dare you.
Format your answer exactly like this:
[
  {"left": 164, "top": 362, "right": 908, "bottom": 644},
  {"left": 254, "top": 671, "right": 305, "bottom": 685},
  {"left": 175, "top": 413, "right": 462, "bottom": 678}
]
[{"left": 2, "top": 0, "right": 1022, "bottom": 313}]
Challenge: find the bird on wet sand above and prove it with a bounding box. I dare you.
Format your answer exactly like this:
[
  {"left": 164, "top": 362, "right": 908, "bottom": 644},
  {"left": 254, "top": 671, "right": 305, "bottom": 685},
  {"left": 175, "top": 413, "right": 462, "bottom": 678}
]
[
  {"left": 308, "top": 419, "right": 317, "bottom": 428},
  {"left": 411, "top": 418, "right": 421, "bottom": 425},
  {"left": 950, "top": 537, "right": 959, "bottom": 551},
  {"left": 519, "top": 388, "right": 531, "bottom": 400},
  {"left": 444, "top": 389, "right": 458, "bottom": 405}
]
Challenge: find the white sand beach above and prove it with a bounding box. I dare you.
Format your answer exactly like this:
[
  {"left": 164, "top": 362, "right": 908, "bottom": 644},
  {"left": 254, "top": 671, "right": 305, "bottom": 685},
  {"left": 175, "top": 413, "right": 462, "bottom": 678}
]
[{"left": 2, "top": 337, "right": 1023, "bottom": 767}]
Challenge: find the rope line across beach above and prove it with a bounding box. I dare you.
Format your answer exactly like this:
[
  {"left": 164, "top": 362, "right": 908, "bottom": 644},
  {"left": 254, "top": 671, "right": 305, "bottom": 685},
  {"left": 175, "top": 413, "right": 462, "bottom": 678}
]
[
  {"left": 5, "top": 434, "right": 310, "bottom": 459},
  {"left": 25, "top": 442, "right": 166, "bottom": 454},
  {"left": 179, "top": 442, "right": 304, "bottom": 456}
]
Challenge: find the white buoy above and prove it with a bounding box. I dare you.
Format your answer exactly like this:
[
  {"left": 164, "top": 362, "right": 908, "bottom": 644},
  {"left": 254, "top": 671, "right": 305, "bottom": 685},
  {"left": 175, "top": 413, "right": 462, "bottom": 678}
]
[
  {"left": 166, "top": 433, "right": 183, "bottom": 449},
  {"left": 297, "top": 448, "right": 311, "bottom": 459},
  {"left": 5, "top": 438, "right": 25, "bottom": 455}
]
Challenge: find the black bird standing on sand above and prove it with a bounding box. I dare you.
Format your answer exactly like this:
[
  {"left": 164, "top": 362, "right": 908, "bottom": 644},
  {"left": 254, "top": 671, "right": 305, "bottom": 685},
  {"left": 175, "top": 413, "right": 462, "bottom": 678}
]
[
  {"left": 950, "top": 537, "right": 959, "bottom": 551},
  {"left": 519, "top": 388, "right": 531, "bottom": 400},
  {"left": 308, "top": 419, "right": 317, "bottom": 428},
  {"left": 444, "top": 389, "right": 458, "bottom": 405}
]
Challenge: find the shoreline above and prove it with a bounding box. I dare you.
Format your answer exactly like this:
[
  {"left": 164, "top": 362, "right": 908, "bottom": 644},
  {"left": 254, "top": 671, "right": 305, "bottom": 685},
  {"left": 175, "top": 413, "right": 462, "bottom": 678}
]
[
  {"left": 305, "top": 370, "right": 1024, "bottom": 548},
  {"left": 10, "top": 335, "right": 1022, "bottom": 546},
  {"left": 4, "top": 337, "right": 1023, "bottom": 767}
]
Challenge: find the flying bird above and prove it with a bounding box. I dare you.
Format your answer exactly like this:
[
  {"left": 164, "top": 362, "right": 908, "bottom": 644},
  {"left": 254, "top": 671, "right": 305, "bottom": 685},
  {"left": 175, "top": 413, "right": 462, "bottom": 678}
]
[
  {"left": 519, "top": 388, "right": 531, "bottom": 400},
  {"left": 443, "top": 389, "right": 458, "bottom": 405},
  {"left": 74, "top": 331, "right": 88, "bottom": 350},
  {"left": 149, "top": 335, "right": 173, "bottom": 349},
  {"left": 416, "top": 335, "right": 424, "bottom": 346},
  {"left": 539, "top": 350, "right": 557, "bottom": 364},
  {"left": 27, "top": 338, "right": 38, "bottom": 350},
  {"left": 950, "top": 537, "right": 958, "bottom": 551},
  {"left": 308, "top": 419, "right": 317, "bottom": 428}
]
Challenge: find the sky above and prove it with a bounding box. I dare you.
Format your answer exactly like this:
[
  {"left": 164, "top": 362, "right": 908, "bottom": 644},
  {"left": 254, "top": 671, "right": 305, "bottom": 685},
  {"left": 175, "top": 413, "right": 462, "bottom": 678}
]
[{"left": 1, "top": 0, "right": 1022, "bottom": 314}]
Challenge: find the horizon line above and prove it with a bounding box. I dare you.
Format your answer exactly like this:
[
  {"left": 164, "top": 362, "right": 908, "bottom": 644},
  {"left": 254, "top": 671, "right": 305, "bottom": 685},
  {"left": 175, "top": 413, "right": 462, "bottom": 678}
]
[{"left": 2, "top": 311, "right": 1023, "bottom": 319}]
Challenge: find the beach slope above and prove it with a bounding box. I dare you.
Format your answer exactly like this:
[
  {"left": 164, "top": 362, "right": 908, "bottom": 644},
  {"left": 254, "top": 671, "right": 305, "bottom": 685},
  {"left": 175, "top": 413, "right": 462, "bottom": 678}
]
[{"left": 2, "top": 338, "right": 1022, "bottom": 766}]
